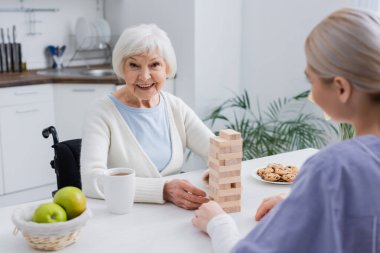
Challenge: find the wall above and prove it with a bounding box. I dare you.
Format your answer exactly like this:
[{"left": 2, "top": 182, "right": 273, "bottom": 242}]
[
  {"left": 240, "top": 0, "right": 359, "bottom": 113},
  {"left": 194, "top": 0, "right": 242, "bottom": 118},
  {"left": 0, "top": 0, "right": 104, "bottom": 69}
]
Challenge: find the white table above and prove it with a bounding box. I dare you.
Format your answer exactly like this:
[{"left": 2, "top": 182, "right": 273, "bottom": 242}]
[{"left": 0, "top": 148, "right": 318, "bottom": 253}]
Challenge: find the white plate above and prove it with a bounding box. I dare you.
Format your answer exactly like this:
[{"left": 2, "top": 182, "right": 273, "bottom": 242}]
[
  {"left": 94, "top": 18, "right": 111, "bottom": 44},
  {"left": 250, "top": 170, "right": 292, "bottom": 185},
  {"left": 75, "top": 17, "right": 97, "bottom": 49}
]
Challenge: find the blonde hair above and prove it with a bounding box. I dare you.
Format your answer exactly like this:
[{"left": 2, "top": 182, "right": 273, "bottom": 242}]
[
  {"left": 112, "top": 24, "right": 177, "bottom": 79},
  {"left": 305, "top": 8, "right": 380, "bottom": 100}
]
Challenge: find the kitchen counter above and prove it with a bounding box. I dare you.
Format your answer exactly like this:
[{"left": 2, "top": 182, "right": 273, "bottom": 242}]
[{"left": 0, "top": 66, "right": 123, "bottom": 88}]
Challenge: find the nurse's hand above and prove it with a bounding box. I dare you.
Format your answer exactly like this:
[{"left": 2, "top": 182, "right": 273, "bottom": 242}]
[
  {"left": 164, "top": 179, "right": 209, "bottom": 210},
  {"left": 255, "top": 193, "right": 287, "bottom": 221},
  {"left": 192, "top": 201, "right": 225, "bottom": 233}
]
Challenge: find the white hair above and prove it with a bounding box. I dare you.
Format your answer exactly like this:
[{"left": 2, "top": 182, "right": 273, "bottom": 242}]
[
  {"left": 305, "top": 8, "right": 380, "bottom": 99},
  {"left": 112, "top": 24, "right": 177, "bottom": 79}
]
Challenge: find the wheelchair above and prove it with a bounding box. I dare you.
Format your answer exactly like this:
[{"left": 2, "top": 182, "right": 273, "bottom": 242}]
[{"left": 42, "top": 126, "right": 82, "bottom": 196}]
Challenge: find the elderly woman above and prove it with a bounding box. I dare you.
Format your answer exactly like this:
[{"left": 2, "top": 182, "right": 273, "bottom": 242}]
[
  {"left": 80, "top": 24, "right": 213, "bottom": 210},
  {"left": 192, "top": 8, "right": 380, "bottom": 253}
]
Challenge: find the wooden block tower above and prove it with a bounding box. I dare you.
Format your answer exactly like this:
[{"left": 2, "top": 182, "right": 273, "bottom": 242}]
[{"left": 208, "top": 129, "right": 242, "bottom": 213}]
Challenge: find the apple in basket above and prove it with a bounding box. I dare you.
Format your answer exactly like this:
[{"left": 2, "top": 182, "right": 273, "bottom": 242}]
[
  {"left": 54, "top": 186, "right": 87, "bottom": 220},
  {"left": 32, "top": 203, "right": 67, "bottom": 223}
]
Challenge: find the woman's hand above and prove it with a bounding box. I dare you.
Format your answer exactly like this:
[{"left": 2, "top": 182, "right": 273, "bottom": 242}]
[
  {"left": 255, "top": 193, "right": 287, "bottom": 221},
  {"left": 163, "top": 179, "right": 209, "bottom": 210},
  {"left": 192, "top": 201, "right": 225, "bottom": 233}
]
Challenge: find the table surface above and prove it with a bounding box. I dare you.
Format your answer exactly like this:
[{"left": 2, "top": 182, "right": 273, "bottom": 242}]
[{"left": 0, "top": 148, "right": 318, "bottom": 253}]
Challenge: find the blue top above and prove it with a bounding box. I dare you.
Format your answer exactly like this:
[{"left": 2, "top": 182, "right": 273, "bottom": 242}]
[
  {"left": 109, "top": 94, "right": 172, "bottom": 172},
  {"left": 233, "top": 135, "right": 380, "bottom": 253}
]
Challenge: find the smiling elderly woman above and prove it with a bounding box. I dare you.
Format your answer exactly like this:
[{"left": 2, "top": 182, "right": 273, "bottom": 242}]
[{"left": 80, "top": 24, "right": 213, "bottom": 210}]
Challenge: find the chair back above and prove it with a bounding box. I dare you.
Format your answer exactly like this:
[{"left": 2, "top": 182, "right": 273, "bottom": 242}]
[
  {"left": 42, "top": 126, "right": 82, "bottom": 196},
  {"left": 53, "top": 139, "right": 82, "bottom": 190}
]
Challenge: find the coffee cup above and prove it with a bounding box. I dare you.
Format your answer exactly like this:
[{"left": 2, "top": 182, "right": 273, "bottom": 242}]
[{"left": 93, "top": 168, "right": 136, "bottom": 214}]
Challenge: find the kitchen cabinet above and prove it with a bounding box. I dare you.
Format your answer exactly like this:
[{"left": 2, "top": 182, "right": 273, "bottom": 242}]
[
  {"left": 54, "top": 83, "right": 116, "bottom": 141},
  {"left": 0, "top": 84, "right": 55, "bottom": 193}
]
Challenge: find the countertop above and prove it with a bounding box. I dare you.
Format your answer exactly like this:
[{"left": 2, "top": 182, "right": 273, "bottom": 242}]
[{"left": 0, "top": 66, "right": 123, "bottom": 88}]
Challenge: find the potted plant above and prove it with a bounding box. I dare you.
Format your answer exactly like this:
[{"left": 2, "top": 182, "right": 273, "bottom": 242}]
[{"left": 204, "top": 89, "right": 349, "bottom": 160}]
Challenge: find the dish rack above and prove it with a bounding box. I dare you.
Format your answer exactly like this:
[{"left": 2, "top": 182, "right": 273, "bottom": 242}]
[{"left": 65, "top": 35, "right": 117, "bottom": 68}]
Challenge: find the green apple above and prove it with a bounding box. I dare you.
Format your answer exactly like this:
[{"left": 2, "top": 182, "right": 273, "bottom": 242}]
[
  {"left": 32, "top": 203, "right": 67, "bottom": 223},
  {"left": 54, "top": 186, "right": 86, "bottom": 220}
]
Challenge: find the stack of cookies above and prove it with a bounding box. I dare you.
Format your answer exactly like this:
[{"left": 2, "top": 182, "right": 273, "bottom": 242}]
[{"left": 257, "top": 163, "right": 298, "bottom": 183}]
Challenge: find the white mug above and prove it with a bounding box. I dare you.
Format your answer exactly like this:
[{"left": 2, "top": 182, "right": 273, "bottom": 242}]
[{"left": 93, "top": 167, "right": 136, "bottom": 214}]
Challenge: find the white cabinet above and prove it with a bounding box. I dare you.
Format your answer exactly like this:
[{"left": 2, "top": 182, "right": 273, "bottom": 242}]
[
  {"left": 0, "top": 85, "right": 55, "bottom": 193},
  {"left": 54, "top": 84, "right": 116, "bottom": 140},
  {"left": 0, "top": 83, "right": 115, "bottom": 203}
]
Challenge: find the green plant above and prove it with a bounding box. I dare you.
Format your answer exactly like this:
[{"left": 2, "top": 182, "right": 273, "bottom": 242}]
[
  {"left": 204, "top": 89, "right": 339, "bottom": 160},
  {"left": 339, "top": 123, "right": 355, "bottom": 140}
]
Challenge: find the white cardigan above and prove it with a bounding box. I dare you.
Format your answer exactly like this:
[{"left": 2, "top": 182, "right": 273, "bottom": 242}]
[{"left": 80, "top": 91, "right": 214, "bottom": 203}]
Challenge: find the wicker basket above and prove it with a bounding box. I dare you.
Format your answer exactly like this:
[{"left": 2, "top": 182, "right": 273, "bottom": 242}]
[{"left": 12, "top": 203, "right": 91, "bottom": 251}]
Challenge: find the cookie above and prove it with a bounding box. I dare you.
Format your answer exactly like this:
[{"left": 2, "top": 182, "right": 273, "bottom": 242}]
[
  {"left": 282, "top": 173, "right": 296, "bottom": 183},
  {"left": 284, "top": 165, "right": 298, "bottom": 174},
  {"left": 256, "top": 163, "right": 298, "bottom": 183},
  {"left": 262, "top": 173, "right": 281, "bottom": 182},
  {"left": 266, "top": 163, "right": 284, "bottom": 170},
  {"left": 275, "top": 166, "right": 298, "bottom": 175},
  {"left": 263, "top": 167, "right": 275, "bottom": 174},
  {"left": 257, "top": 167, "right": 269, "bottom": 177}
]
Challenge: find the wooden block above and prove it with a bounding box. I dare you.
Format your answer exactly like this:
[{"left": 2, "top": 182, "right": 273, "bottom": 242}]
[
  {"left": 210, "top": 195, "right": 223, "bottom": 202},
  {"left": 225, "top": 158, "right": 242, "bottom": 166},
  {"left": 208, "top": 157, "right": 241, "bottom": 168},
  {"left": 209, "top": 177, "right": 242, "bottom": 190},
  {"left": 209, "top": 189, "right": 240, "bottom": 201},
  {"left": 209, "top": 181, "right": 242, "bottom": 196},
  {"left": 209, "top": 168, "right": 240, "bottom": 178},
  {"left": 229, "top": 145, "right": 243, "bottom": 153},
  {"left": 208, "top": 162, "right": 241, "bottom": 173},
  {"left": 230, "top": 182, "right": 241, "bottom": 188},
  {"left": 219, "top": 195, "right": 241, "bottom": 202},
  {"left": 216, "top": 176, "right": 240, "bottom": 184},
  {"left": 217, "top": 152, "right": 243, "bottom": 160},
  {"left": 208, "top": 156, "right": 226, "bottom": 166},
  {"left": 210, "top": 136, "right": 229, "bottom": 147},
  {"left": 208, "top": 149, "right": 218, "bottom": 159},
  {"left": 209, "top": 182, "right": 234, "bottom": 191},
  {"left": 209, "top": 151, "right": 242, "bottom": 161},
  {"left": 208, "top": 184, "right": 218, "bottom": 198},
  {"left": 220, "top": 188, "right": 241, "bottom": 197},
  {"left": 221, "top": 170, "right": 240, "bottom": 178},
  {"left": 220, "top": 129, "right": 241, "bottom": 140},
  {"left": 209, "top": 175, "right": 241, "bottom": 190},
  {"left": 210, "top": 144, "right": 242, "bottom": 154},
  {"left": 218, "top": 188, "right": 241, "bottom": 196},
  {"left": 219, "top": 183, "right": 231, "bottom": 190},
  {"left": 211, "top": 137, "right": 242, "bottom": 148},
  {"left": 212, "top": 194, "right": 240, "bottom": 203},
  {"left": 223, "top": 205, "right": 241, "bottom": 213},
  {"left": 219, "top": 200, "right": 241, "bottom": 208}
]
